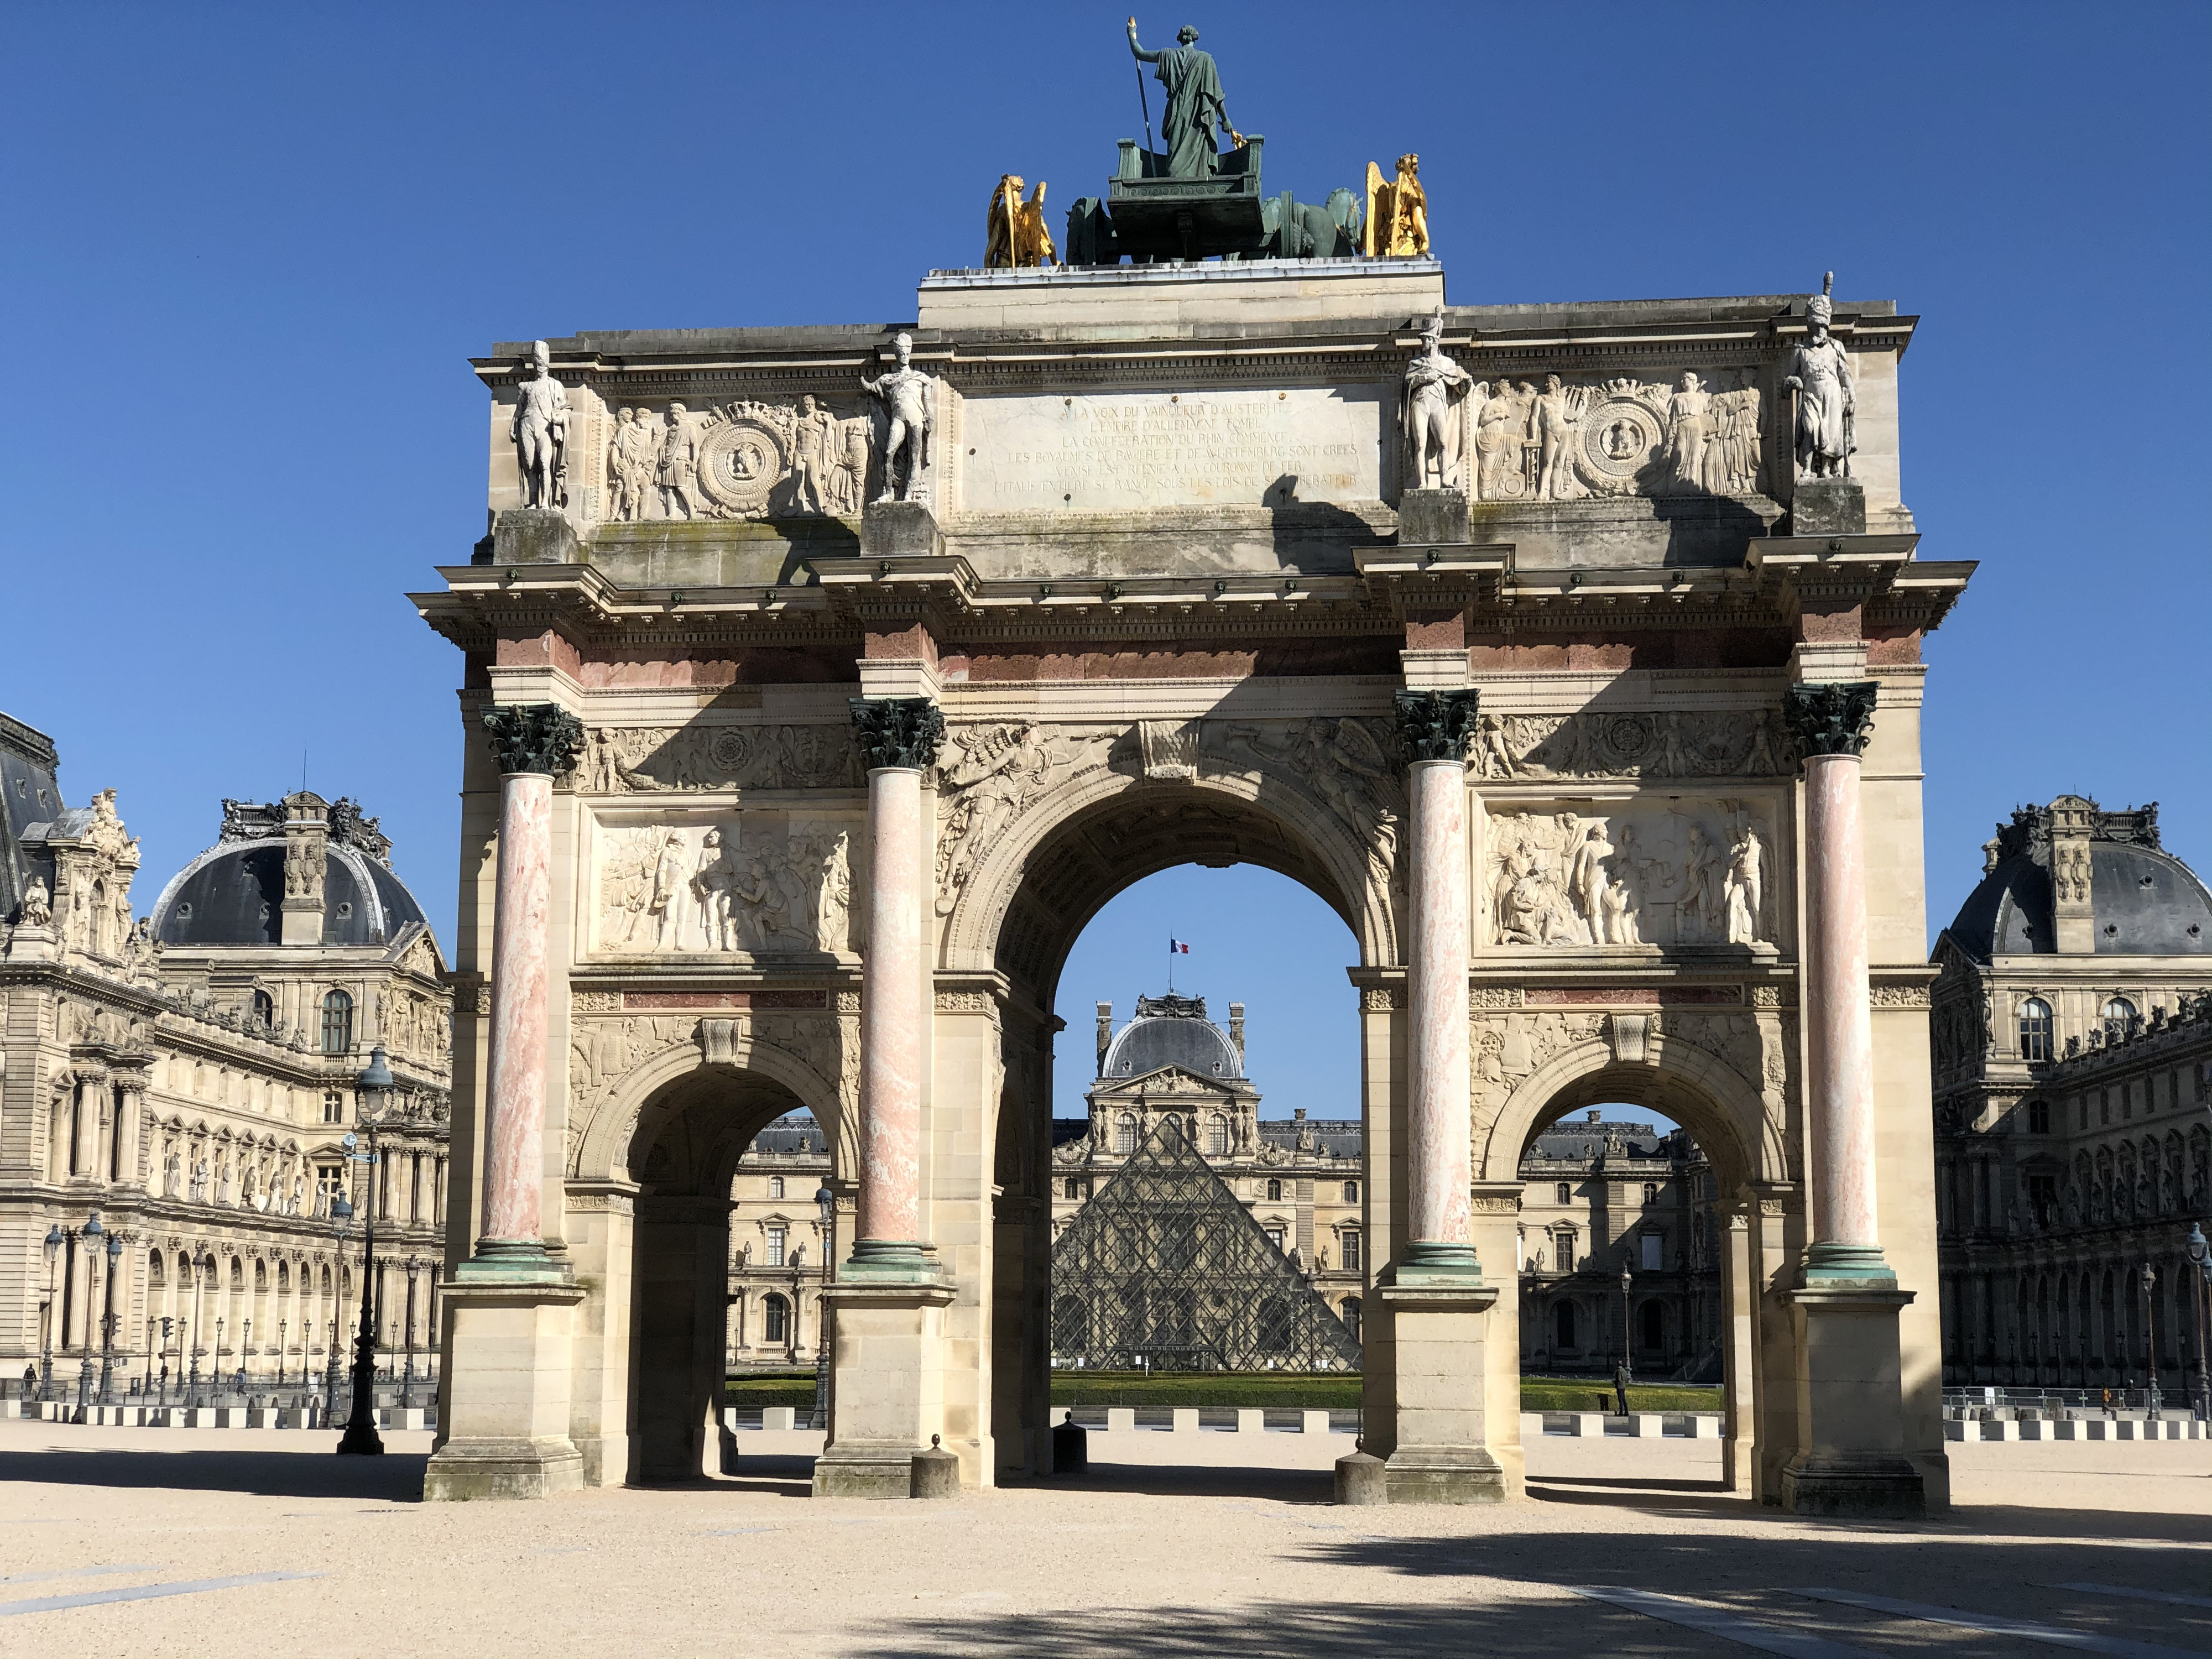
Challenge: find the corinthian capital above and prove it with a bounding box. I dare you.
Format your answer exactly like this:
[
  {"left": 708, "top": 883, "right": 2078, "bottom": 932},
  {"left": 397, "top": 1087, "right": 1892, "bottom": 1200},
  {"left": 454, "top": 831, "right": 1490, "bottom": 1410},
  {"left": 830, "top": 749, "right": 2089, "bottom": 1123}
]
[
  {"left": 849, "top": 697, "right": 946, "bottom": 771},
  {"left": 1783, "top": 681, "right": 1878, "bottom": 760},
  {"left": 1391, "top": 688, "right": 1480, "bottom": 765},
  {"left": 482, "top": 703, "right": 586, "bottom": 776}
]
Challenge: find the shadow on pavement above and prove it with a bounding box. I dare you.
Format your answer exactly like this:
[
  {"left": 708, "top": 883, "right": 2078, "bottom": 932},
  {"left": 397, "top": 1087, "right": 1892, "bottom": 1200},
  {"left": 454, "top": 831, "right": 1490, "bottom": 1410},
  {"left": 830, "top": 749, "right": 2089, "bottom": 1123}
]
[
  {"left": 0, "top": 1446, "right": 427, "bottom": 1502},
  {"left": 842, "top": 1511, "right": 2212, "bottom": 1658}
]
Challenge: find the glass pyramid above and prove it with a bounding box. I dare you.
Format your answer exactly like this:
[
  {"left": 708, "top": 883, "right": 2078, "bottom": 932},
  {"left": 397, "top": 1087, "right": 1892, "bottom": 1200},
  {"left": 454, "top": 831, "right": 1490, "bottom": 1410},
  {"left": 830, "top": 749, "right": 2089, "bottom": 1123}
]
[{"left": 1050, "top": 1118, "right": 1363, "bottom": 1373}]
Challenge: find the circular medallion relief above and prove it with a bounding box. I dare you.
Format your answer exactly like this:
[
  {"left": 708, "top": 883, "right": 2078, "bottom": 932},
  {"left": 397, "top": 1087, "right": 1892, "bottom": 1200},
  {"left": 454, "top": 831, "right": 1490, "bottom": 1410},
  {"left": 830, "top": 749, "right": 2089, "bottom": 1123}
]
[
  {"left": 696, "top": 418, "right": 788, "bottom": 516},
  {"left": 1578, "top": 398, "right": 1663, "bottom": 494}
]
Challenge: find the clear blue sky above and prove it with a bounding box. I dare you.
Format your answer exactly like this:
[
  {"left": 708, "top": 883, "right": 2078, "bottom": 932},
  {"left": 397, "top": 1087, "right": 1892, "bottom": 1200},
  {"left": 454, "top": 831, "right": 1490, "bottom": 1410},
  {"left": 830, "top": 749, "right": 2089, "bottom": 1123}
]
[{"left": 4, "top": 3, "right": 2205, "bottom": 1126}]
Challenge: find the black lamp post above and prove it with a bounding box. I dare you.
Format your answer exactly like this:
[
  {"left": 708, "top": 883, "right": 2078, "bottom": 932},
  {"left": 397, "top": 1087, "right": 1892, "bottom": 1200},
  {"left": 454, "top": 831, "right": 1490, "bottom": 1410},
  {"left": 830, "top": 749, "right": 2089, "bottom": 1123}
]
[
  {"left": 2141, "top": 1260, "right": 2162, "bottom": 1417},
  {"left": 336, "top": 1046, "right": 393, "bottom": 1456},
  {"left": 1619, "top": 1263, "right": 1634, "bottom": 1380},
  {"left": 157, "top": 1317, "right": 173, "bottom": 1407},
  {"left": 400, "top": 1259, "right": 420, "bottom": 1411},
  {"left": 75, "top": 1212, "right": 104, "bottom": 1415},
  {"left": 2189, "top": 1224, "right": 2210, "bottom": 1422},
  {"left": 97, "top": 1228, "right": 122, "bottom": 1407},
  {"left": 187, "top": 1246, "right": 212, "bottom": 1408},
  {"left": 812, "top": 1181, "right": 836, "bottom": 1429},
  {"left": 38, "top": 1225, "right": 62, "bottom": 1404}
]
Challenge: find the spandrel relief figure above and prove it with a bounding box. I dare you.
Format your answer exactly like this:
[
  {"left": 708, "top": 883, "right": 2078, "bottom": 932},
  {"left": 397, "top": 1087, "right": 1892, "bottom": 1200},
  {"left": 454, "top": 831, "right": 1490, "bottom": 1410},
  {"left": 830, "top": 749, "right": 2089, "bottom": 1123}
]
[
  {"left": 1567, "top": 823, "right": 1614, "bottom": 945},
  {"left": 789, "top": 395, "right": 839, "bottom": 517},
  {"left": 1723, "top": 817, "right": 1770, "bottom": 946},
  {"left": 1783, "top": 273, "right": 1854, "bottom": 479},
  {"left": 1678, "top": 823, "right": 1724, "bottom": 944},
  {"left": 607, "top": 407, "right": 658, "bottom": 523},
  {"left": 1535, "top": 375, "right": 1590, "bottom": 501},
  {"left": 649, "top": 828, "right": 690, "bottom": 949},
  {"left": 692, "top": 828, "right": 739, "bottom": 952},
  {"left": 512, "top": 341, "right": 570, "bottom": 510},
  {"left": 1401, "top": 314, "right": 1471, "bottom": 492},
  {"left": 1665, "top": 373, "right": 1710, "bottom": 489},
  {"left": 860, "top": 332, "right": 934, "bottom": 505},
  {"left": 1472, "top": 380, "right": 1531, "bottom": 500},
  {"left": 658, "top": 404, "right": 700, "bottom": 519}
]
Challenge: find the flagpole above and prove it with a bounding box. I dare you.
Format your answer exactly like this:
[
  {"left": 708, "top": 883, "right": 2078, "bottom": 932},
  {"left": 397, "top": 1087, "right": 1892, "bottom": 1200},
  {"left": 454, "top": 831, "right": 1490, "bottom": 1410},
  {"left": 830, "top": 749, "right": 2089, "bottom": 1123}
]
[{"left": 1167, "top": 934, "right": 1174, "bottom": 993}]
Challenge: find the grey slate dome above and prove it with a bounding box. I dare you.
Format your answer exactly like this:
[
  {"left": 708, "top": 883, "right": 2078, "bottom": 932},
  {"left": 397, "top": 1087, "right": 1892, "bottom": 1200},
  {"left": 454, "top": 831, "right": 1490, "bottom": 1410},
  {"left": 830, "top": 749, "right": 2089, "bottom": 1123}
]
[
  {"left": 1944, "top": 799, "right": 2212, "bottom": 961},
  {"left": 1100, "top": 992, "right": 1244, "bottom": 1080},
  {"left": 150, "top": 796, "right": 429, "bottom": 948}
]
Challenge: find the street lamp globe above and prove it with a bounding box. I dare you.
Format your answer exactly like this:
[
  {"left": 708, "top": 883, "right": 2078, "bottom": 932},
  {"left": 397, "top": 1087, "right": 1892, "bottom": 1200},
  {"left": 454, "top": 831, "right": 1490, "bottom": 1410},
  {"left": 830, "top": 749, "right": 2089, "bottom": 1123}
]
[
  {"left": 355, "top": 1045, "right": 396, "bottom": 1125},
  {"left": 2188, "top": 1224, "right": 2208, "bottom": 1269},
  {"left": 84, "top": 1210, "right": 103, "bottom": 1243},
  {"left": 331, "top": 1190, "right": 354, "bottom": 1243},
  {"left": 43, "top": 1224, "right": 62, "bottom": 1265}
]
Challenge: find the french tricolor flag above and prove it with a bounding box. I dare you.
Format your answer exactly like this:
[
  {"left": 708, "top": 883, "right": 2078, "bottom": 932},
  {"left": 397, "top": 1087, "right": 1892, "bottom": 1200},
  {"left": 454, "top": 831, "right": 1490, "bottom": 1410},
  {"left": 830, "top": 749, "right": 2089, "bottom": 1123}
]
[{"left": 1170, "top": 937, "right": 1190, "bottom": 954}]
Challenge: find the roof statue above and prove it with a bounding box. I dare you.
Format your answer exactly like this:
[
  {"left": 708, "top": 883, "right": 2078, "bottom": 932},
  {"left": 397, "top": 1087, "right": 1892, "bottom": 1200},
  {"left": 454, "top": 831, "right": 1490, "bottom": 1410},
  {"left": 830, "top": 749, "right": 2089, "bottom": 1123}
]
[
  {"left": 984, "top": 175, "right": 1055, "bottom": 269},
  {"left": 1361, "top": 153, "right": 1430, "bottom": 258},
  {"left": 1055, "top": 19, "right": 1404, "bottom": 266},
  {"left": 1125, "top": 18, "right": 1243, "bottom": 181}
]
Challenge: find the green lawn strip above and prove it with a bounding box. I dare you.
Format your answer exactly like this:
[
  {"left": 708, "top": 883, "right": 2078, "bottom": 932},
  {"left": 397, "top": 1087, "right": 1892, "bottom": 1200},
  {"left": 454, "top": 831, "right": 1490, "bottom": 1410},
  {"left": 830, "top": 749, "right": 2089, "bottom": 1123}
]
[
  {"left": 724, "top": 1373, "right": 819, "bottom": 1410},
  {"left": 1519, "top": 1378, "right": 1722, "bottom": 1413},
  {"left": 727, "top": 1371, "right": 1722, "bottom": 1414}
]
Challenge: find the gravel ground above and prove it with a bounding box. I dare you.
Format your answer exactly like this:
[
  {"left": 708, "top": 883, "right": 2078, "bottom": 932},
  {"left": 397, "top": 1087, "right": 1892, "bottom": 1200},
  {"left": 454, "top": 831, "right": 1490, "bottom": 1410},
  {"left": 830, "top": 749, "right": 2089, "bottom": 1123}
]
[{"left": 1, "top": 1420, "right": 2206, "bottom": 1656}]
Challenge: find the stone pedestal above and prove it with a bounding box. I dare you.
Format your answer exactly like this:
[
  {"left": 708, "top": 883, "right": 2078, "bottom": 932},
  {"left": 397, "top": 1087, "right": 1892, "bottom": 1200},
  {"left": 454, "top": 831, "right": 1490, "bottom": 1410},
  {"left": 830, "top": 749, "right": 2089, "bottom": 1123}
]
[
  {"left": 859, "top": 500, "right": 943, "bottom": 559},
  {"left": 1781, "top": 1285, "right": 1923, "bottom": 1517},
  {"left": 1371, "top": 1283, "right": 1507, "bottom": 1504},
  {"left": 422, "top": 1280, "right": 587, "bottom": 1501},
  {"left": 1789, "top": 478, "right": 1865, "bottom": 536},
  {"left": 812, "top": 1281, "right": 956, "bottom": 1498},
  {"left": 490, "top": 508, "right": 581, "bottom": 566},
  {"left": 1397, "top": 487, "right": 1470, "bottom": 547},
  {"left": 5, "top": 924, "right": 55, "bottom": 962}
]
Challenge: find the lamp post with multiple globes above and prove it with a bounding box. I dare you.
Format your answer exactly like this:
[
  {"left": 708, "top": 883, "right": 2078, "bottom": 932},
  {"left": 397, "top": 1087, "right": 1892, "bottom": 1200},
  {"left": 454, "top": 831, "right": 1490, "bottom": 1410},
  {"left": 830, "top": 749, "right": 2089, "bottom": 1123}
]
[{"left": 335, "top": 1046, "right": 395, "bottom": 1456}]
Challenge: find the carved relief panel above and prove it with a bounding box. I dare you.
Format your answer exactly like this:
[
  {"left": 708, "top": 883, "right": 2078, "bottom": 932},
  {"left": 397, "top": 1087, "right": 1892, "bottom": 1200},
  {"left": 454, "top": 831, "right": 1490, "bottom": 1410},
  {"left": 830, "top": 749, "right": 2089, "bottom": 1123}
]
[
  {"left": 576, "top": 724, "right": 863, "bottom": 796},
  {"left": 1456, "top": 370, "right": 1767, "bottom": 504},
  {"left": 589, "top": 812, "right": 862, "bottom": 958},
  {"left": 1480, "top": 798, "right": 1786, "bottom": 954},
  {"left": 593, "top": 396, "right": 879, "bottom": 524}
]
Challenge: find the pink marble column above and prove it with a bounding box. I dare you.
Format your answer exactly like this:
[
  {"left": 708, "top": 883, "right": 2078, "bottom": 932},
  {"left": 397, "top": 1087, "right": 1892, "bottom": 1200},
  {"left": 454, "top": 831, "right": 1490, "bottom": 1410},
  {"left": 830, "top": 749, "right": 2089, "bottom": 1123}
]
[
  {"left": 1803, "top": 751, "right": 1881, "bottom": 1268},
  {"left": 1406, "top": 759, "right": 1473, "bottom": 1259},
  {"left": 481, "top": 770, "right": 551, "bottom": 1249},
  {"left": 857, "top": 764, "right": 923, "bottom": 1250}
]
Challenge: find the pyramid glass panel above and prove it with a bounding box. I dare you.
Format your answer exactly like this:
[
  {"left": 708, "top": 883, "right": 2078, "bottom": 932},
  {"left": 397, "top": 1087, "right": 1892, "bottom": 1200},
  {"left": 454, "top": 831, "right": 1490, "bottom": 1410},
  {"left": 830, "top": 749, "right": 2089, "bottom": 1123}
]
[{"left": 1049, "top": 1119, "right": 1362, "bottom": 1372}]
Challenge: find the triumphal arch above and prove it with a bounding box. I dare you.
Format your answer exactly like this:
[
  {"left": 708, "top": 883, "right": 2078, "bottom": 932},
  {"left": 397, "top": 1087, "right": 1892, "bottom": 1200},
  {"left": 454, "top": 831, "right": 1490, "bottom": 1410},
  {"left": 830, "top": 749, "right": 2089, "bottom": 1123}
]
[{"left": 414, "top": 223, "right": 1970, "bottom": 1512}]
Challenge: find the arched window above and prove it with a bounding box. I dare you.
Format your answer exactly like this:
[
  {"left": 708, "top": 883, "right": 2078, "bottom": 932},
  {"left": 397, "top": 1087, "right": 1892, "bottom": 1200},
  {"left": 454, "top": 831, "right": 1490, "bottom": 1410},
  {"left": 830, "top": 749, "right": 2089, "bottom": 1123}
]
[
  {"left": 320, "top": 1265, "right": 332, "bottom": 1297},
  {"left": 1162, "top": 1114, "right": 1182, "bottom": 1144},
  {"left": 251, "top": 989, "right": 275, "bottom": 1028},
  {"left": 1554, "top": 1300, "right": 1577, "bottom": 1348},
  {"left": 763, "top": 1295, "right": 789, "bottom": 1345},
  {"left": 1339, "top": 1297, "right": 1361, "bottom": 1344},
  {"left": 2018, "top": 997, "right": 2053, "bottom": 1063},
  {"left": 254, "top": 1260, "right": 267, "bottom": 1291},
  {"left": 1207, "top": 1114, "right": 1228, "bottom": 1156},
  {"left": 1114, "top": 1114, "right": 1137, "bottom": 1154},
  {"left": 277, "top": 1261, "right": 290, "bottom": 1293},
  {"left": 1266, "top": 1178, "right": 1282, "bottom": 1201},
  {"left": 229, "top": 1258, "right": 244, "bottom": 1290},
  {"left": 768, "top": 1176, "right": 785, "bottom": 1200},
  {"left": 148, "top": 1254, "right": 165, "bottom": 1288},
  {"left": 1640, "top": 1300, "right": 1665, "bottom": 1350},
  {"left": 2105, "top": 996, "right": 2137, "bottom": 1029},
  {"left": 321, "top": 990, "right": 354, "bottom": 1056},
  {"left": 1343, "top": 1180, "right": 1359, "bottom": 1203}
]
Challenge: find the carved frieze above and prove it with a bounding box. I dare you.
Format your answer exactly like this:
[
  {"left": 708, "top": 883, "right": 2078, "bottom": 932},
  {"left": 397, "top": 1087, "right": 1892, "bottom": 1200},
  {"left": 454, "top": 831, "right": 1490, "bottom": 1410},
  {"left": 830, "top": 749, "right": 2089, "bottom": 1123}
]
[
  {"left": 601, "top": 397, "right": 877, "bottom": 524},
  {"left": 593, "top": 815, "right": 857, "bottom": 957},
  {"left": 1462, "top": 371, "right": 1766, "bottom": 503},
  {"left": 1472, "top": 708, "right": 1789, "bottom": 782},
  {"left": 1485, "top": 801, "right": 1778, "bottom": 952},
  {"left": 933, "top": 722, "right": 1115, "bottom": 916},
  {"left": 577, "top": 724, "right": 863, "bottom": 796}
]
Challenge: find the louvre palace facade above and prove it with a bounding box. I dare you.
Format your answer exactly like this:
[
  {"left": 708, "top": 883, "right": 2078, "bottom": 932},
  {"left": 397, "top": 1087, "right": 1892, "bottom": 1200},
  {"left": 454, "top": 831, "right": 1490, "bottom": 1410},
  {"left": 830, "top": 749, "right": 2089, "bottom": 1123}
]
[
  {"left": 1929, "top": 795, "right": 2212, "bottom": 1392},
  {"left": 0, "top": 711, "right": 453, "bottom": 1402}
]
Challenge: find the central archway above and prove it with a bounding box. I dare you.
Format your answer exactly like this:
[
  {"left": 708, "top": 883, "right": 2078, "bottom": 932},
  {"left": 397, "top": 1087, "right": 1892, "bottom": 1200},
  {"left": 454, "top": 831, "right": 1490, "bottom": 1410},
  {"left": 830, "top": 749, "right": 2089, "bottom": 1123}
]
[{"left": 943, "top": 762, "right": 1394, "bottom": 1482}]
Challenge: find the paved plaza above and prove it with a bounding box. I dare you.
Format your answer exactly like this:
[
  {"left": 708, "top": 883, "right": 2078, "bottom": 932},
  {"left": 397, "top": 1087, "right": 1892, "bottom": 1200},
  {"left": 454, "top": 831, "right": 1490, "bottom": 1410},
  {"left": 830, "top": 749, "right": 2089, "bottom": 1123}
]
[{"left": 2, "top": 1422, "right": 2206, "bottom": 1656}]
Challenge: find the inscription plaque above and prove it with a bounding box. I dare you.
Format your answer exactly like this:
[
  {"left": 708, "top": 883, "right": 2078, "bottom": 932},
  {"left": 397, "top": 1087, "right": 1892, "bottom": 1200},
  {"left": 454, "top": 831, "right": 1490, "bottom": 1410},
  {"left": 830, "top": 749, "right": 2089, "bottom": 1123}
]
[{"left": 959, "top": 387, "right": 1385, "bottom": 512}]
